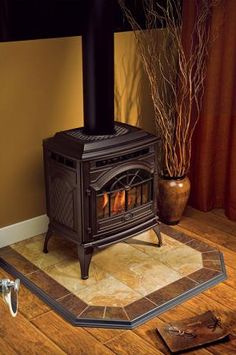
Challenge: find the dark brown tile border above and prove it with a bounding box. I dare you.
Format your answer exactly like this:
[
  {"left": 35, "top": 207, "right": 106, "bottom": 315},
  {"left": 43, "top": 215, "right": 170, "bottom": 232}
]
[
  {"left": 203, "top": 259, "right": 222, "bottom": 271},
  {"left": 187, "top": 239, "right": 216, "bottom": 253},
  {"left": 0, "top": 249, "right": 38, "bottom": 275},
  {"left": 202, "top": 251, "right": 221, "bottom": 261},
  {"left": 0, "top": 246, "right": 13, "bottom": 256},
  {"left": 147, "top": 277, "right": 198, "bottom": 306},
  {"left": 188, "top": 268, "right": 221, "bottom": 284},
  {"left": 57, "top": 294, "right": 87, "bottom": 317},
  {"left": 124, "top": 297, "right": 156, "bottom": 320},
  {"left": 160, "top": 225, "right": 193, "bottom": 244},
  {"left": 27, "top": 270, "right": 70, "bottom": 299},
  {"left": 79, "top": 306, "right": 105, "bottom": 319},
  {"left": 104, "top": 307, "right": 129, "bottom": 321}
]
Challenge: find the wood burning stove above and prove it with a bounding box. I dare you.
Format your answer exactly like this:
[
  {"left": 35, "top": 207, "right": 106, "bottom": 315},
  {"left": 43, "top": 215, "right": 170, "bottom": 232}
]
[
  {"left": 43, "top": 122, "right": 162, "bottom": 279},
  {"left": 43, "top": 0, "right": 162, "bottom": 279}
]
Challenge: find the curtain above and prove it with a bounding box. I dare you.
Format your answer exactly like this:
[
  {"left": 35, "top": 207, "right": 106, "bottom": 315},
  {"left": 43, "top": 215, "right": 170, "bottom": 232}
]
[{"left": 185, "top": 0, "right": 236, "bottom": 220}]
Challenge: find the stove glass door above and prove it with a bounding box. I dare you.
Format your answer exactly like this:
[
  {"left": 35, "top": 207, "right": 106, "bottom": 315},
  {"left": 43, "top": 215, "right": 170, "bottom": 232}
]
[{"left": 96, "top": 169, "right": 152, "bottom": 220}]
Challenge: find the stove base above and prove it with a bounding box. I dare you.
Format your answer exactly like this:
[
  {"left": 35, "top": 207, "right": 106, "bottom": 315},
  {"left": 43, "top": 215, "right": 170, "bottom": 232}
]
[{"left": 43, "top": 222, "right": 162, "bottom": 279}]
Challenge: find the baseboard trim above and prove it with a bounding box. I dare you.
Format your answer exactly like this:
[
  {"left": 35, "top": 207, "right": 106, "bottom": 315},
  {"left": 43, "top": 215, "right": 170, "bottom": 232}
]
[{"left": 0, "top": 215, "right": 49, "bottom": 248}]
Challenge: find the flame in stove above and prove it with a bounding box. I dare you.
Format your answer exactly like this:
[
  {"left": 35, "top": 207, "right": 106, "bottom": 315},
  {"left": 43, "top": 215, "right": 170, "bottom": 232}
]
[
  {"left": 113, "top": 190, "right": 125, "bottom": 214},
  {"left": 103, "top": 193, "right": 109, "bottom": 209}
]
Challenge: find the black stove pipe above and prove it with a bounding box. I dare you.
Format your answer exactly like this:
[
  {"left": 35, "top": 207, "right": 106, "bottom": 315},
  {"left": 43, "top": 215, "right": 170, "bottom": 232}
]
[{"left": 82, "top": 0, "right": 115, "bottom": 135}]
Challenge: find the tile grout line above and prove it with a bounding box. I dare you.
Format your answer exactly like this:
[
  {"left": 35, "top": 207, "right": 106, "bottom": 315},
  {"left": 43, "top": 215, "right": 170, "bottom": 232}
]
[
  {"left": 91, "top": 260, "right": 149, "bottom": 303},
  {"left": 143, "top": 296, "right": 158, "bottom": 307},
  {"left": 103, "top": 306, "right": 107, "bottom": 319},
  {"left": 126, "top": 233, "right": 206, "bottom": 279},
  {"left": 77, "top": 305, "right": 89, "bottom": 318},
  {"left": 122, "top": 307, "right": 130, "bottom": 320},
  {"left": 203, "top": 266, "right": 222, "bottom": 272},
  {"left": 202, "top": 250, "right": 221, "bottom": 253}
]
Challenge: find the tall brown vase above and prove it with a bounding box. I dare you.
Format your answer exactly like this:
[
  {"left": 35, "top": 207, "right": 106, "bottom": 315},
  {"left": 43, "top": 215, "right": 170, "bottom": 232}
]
[{"left": 158, "top": 176, "right": 190, "bottom": 225}]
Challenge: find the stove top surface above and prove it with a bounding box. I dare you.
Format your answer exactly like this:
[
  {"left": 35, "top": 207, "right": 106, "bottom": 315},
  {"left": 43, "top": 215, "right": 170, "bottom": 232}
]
[{"left": 65, "top": 123, "right": 129, "bottom": 142}]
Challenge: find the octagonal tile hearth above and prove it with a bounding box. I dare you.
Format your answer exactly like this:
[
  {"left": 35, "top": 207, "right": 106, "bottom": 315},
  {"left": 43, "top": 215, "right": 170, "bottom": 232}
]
[{"left": 0, "top": 224, "right": 226, "bottom": 329}]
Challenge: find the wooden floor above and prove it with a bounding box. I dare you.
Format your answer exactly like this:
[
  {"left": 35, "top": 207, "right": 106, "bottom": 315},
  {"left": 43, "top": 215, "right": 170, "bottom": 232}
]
[{"left": 0, "top": 207, "right": 236, "bottom": 354}]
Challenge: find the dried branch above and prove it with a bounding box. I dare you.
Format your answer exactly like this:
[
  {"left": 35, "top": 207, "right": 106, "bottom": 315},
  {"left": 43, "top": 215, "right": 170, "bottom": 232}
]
[{"left": 119, "top": 0, "right": 217, "bottom": 177}]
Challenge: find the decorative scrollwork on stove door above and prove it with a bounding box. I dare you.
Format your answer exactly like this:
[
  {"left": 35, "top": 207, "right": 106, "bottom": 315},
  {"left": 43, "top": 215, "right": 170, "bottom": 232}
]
[{"left": 91, "top": 160, "right": 153, "bottom": 191}]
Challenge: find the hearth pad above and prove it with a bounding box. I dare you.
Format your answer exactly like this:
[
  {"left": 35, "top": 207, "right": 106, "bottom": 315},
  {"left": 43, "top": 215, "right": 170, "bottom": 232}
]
[{"left": 0, "top": 225, "right": 226, "bottom": 329}]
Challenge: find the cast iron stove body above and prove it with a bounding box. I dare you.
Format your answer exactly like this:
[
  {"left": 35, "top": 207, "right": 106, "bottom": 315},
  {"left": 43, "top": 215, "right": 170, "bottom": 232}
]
[
  {"left": 43, "top": 122, "right": 161, "bottom": 279},
  {"left": 43, "top": 0, "right": 162, "bottom": 279}
]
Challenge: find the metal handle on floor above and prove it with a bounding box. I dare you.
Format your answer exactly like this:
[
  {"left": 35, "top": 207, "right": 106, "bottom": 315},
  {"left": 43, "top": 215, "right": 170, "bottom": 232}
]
[{"left": 0, "top": 278, "right": 20, "bottom": 317}]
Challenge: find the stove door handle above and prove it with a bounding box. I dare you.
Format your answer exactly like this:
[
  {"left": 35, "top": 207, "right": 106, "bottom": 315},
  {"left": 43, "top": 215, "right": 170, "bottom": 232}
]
[{"left": 123, "top": 212, "right": 133, "bottom": 221}]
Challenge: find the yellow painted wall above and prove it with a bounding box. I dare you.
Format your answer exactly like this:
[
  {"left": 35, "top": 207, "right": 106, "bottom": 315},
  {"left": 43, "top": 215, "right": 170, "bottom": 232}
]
[
  {"left": 114, "top": 32, "right": 155, "bottom": 132},
  {"left": 0, "top": 32, "right": 155, "bottom": 228}
]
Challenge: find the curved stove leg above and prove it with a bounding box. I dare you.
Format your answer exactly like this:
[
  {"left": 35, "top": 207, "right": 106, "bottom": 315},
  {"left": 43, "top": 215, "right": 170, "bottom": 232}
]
[
  {"left": 153, "top": 224, "right": 163, "bottom": 247},
  {"left": 43, "top": 226, "right": 53, "bottom": 253},
  {"left": 77, "top": 246, "right": 94, "bottom": 280}
]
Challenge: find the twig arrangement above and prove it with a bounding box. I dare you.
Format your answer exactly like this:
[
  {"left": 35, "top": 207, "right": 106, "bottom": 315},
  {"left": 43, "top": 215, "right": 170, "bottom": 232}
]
[{"left": 119, "top": 0, "right": 217, "bottom": 177}]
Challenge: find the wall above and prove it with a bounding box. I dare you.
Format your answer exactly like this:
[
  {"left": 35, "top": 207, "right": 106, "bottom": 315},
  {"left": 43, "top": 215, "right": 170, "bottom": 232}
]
[{"left": 0, "top": 32, "right": 155, "bottom": 228}]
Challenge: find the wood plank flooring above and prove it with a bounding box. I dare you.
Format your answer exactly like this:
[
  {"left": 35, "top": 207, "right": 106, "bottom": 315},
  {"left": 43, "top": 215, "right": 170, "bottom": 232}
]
[{"left": 0, "top": 207, "right": 235, "bottom": 354}]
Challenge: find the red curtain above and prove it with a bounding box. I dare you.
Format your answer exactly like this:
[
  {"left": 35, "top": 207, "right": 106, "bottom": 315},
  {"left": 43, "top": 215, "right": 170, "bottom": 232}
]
[{"left": 184, "top": 0, "right": 236, "bottom": 220}]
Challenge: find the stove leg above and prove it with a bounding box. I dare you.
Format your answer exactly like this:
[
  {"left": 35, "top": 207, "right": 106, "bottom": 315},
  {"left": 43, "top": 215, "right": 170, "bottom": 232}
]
[
  {"left": 43, "top": 226, "right": 53, "bottom": 253},
  {"left": 153, "top": 225, "right": 163, "bottom": 247},
  {"left": 77, "top": 246, "right": 93, "bottom": 280}
]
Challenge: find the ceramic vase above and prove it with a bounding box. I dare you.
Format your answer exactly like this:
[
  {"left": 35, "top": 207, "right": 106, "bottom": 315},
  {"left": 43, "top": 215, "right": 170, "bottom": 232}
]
[{"left": 158, "top": 176, "right": 190, "bottom": 225}]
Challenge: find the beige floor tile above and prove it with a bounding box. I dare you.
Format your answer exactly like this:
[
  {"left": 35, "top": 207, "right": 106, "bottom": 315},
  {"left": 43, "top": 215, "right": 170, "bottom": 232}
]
[
  {"left": 129, "top": 260, "right": 182, "bottom": 295},
  {"left": 126, "top": 231, "right": 184, "bottom": 258},
  {"left": 157, "top": 244, "right": 203, "bottom": 276},
  {"left": 126, "top": 231, "right": 202, "bottom": 277},
  {"left": 12, "top": 234, "right": 77, "bottom": 269},
  {"left": 11, "top": 228, "right": 203, "bottom": 306},
  {"left": 44, "top": 259, "right": 109, "bottom": 294},
  {"left": 93, "top": 242, "right": 150, "bottom": 272},
  {"left": 97, "top": 259, "right": 181, "bottom": 296},
  {"left": 92, "top": 240, "right": 182, "bottom": 296},
  {"left": 76, "top": 275, "right": 142, "bottom": 307},
  {"left": 12, "top": 234, "right": 44, "bottom": 247}
]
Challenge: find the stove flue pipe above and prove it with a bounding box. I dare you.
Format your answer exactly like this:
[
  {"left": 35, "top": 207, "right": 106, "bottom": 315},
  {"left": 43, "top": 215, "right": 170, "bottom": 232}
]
[{"left": 82, "top": 0, "right": 115, "bottom": 135}]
